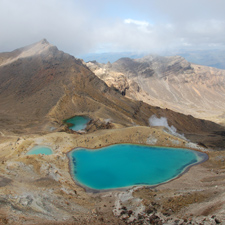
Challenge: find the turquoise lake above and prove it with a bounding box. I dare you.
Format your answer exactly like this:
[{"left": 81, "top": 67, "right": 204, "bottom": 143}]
[
  {"left": 26, "top": 146, "right": 53, "bottom": 155},
  {"left": 65, "top": 116, "right": 90, "bottom": 131},
  {"left": 68, "top": 144, "right": 207, "bottom": 190}
]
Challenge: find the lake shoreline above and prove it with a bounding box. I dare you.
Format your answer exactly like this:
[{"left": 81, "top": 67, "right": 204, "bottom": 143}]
[
  {"left": 67, "top": 144, "right": 208, "bottom": 193},
  {"left": 2, "top": 126, "right": 224, "bottom": 224}
]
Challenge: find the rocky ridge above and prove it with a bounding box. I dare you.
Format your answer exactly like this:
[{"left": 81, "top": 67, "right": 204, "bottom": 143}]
[
  {"left": 1, "top": 40, "right": 224, "bottom": 148},
  {"left": 86, "top": 55, "right": 225, "bottom": 125}
]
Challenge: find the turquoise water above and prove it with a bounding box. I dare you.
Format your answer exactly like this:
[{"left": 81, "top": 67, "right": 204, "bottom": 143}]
[
  {"left": 65, "top": 116, "right": 90, "bottom": 131},
  {"left": 26, "top": 146, "right": 53, "bottom": 155},
  {"left": 68, "top": 144, "right": 207, "bottom": 190}
]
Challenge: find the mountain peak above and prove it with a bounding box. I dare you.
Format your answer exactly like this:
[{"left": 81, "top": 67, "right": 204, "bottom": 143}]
[
  {"left": 40, "top": 38, "right": 49, "bottom": 45},
  {"left": 22, "top": 38, "right": 53, "bottom": 54},
  {"left": 0, "top": 39, "right": 55, "bottom": 67}
]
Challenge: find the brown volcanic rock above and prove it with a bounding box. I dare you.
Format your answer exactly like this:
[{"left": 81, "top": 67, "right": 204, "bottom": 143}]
[
  {"left": 88, "top": 55, "right": 225, "bottom": 125},
  {"left": 0, "top": 40, "right": 138, "bottom": 133},
  {"left": 0, "top": 40, "right": 225, "bottom": 148},
  {"left": 115, "top": 56, "right": 225, "bottom": 125},
  {"left": 1, "top": 128, "right": 225, "bottom": 224}
]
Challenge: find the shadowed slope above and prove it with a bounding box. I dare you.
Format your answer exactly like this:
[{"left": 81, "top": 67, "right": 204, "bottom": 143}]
[{"left": 0, "top": 39, "right": 139, "bottom": 132}]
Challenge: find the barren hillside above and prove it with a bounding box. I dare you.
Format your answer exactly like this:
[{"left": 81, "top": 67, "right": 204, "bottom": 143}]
[{"left": 87, "top": 56, "right": 225, "bottom": 125}]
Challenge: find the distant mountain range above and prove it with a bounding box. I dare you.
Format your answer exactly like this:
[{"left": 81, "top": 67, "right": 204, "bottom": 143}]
[
  {"left": 86, "top": 54, "right": 225, "bottom": 126},
  {"left": 78, "top": 52, "right": 146, "bottom": 64},
  {"left": 176, "top": 49, "right": 225, "bottom": 70},
  {"left": 80, "top": 49, "right": 225, "bottom": 70}
]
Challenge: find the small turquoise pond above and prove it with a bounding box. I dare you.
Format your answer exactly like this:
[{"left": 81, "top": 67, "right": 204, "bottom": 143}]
[
  {"left": 68, "top": 144, "right": 207, "bottom": 191},
  {"left": 26, "top": 146, "right": 53, "bottom": 155},
  {"left": 65, "top": 116, "right": 90, "bottom": 131}
]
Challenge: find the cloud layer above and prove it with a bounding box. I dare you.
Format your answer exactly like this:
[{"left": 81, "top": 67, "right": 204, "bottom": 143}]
[{"left": 1, "top": 0, "right": 225, "bottom": 55}]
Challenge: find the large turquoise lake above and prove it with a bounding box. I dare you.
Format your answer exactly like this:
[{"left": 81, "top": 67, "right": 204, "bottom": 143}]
[
  {"left": 65, "top": 116, "right": 90, "bottom": 131},
  {"left": 68, "top": 144, "right": 207, "bottom": 191}
]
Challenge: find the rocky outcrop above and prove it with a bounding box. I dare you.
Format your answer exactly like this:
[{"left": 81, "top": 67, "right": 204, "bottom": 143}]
[
  {"left": 87, "top": 55, "right": 225, "bottom": 125},
  {"left": 86, "top": 61, "right": 130, "bottom": 95}
]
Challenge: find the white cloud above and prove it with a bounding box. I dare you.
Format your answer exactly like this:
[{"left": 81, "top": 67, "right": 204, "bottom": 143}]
[
  {"left": 124, "top": 19, "right": 151, "bottom": 33},
  {"left": 124, "top": 19, "right": 149, "bottom": 27},
  {"left": 0, "top": 0, "right": 94, "bottom": 54},
  {"left": 1, "top": 0, "right": 225, "bottom": 55}
]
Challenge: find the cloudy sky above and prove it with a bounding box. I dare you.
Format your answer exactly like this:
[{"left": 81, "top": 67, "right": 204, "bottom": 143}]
[{"left": 1, "top": 0, "right": 225, "bottom": 56}]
